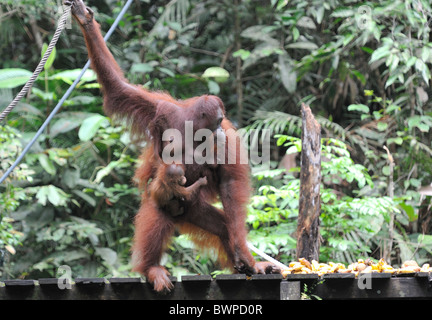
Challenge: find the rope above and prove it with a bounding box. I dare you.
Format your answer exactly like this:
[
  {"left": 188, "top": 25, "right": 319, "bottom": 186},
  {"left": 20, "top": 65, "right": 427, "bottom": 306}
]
[
  {"left": 0, "top": 5, "right": 72, "bottom": 122},
  {"left": 0, "top": 0, "right": 134, "bottom": 184},
  {"left": 247, "top": 242, "right": 289, "bottom": 271}
]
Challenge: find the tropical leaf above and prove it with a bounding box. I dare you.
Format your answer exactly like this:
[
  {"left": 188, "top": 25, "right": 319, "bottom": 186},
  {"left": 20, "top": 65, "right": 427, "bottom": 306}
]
[{"left": 0, "top": 69, "right": 32, "bottom": 89}]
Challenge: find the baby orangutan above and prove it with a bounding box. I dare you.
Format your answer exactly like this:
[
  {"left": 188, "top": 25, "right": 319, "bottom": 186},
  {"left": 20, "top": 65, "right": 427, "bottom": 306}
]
[{"left": 150, "top": 164, "right": 207, "bottom": 217}]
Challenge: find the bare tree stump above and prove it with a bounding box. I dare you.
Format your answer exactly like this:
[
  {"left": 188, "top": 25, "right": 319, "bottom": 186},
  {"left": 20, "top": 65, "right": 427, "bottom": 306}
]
[{"left": 296, "top": 104, "right": 322, "bottom": 261}]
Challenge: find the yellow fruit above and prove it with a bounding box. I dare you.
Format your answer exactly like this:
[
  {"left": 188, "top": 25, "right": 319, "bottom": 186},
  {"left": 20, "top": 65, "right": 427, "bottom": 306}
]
[
  {"left": 357, "top": 263, "right": 366, "bottom": 272},
  {"left": 299, "top": 258, "right": 312, "bottom": 270}
]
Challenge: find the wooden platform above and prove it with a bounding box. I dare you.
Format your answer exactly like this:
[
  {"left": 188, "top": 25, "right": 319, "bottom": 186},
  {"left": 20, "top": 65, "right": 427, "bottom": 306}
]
[{"left": 1, "top": 273, "right": 431, "bottom": 300}]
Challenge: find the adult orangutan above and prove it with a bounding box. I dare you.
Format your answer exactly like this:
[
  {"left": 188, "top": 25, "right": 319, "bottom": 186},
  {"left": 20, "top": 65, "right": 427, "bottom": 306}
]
[{"left": 66, "top": 0, "right": 279, "bottom": 292}]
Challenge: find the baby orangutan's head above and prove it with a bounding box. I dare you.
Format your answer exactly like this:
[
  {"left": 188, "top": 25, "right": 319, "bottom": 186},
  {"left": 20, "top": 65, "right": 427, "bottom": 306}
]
[{"left": 166, "top": 164, "right": 187, "bottom": 186}]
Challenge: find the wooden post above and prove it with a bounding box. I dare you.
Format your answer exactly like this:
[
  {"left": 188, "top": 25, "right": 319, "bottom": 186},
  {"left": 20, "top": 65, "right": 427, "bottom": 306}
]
[{"left": 296, "top": 104, "right": 322, "bottom": 261}]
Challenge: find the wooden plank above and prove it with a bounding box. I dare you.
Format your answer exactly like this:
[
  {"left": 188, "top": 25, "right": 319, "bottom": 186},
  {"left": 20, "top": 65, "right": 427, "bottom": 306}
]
[
  {"left": 323, "top": 273, "right": 355, "bottom": 279},
  {"left": 314, "top": 277, "right": 432, "bottom": 299},
  {"left": 285, "top": 273, "right": 319, "bottom": 281},
  {"left": 4, "top": 280, "right": 35, "bottom": 286},
  {"left": 182, "top": 275, "right": 212, "bottom": 282},
  {"left": 0, "top": 276, "right": 431, "bottom": 299},
  {"left": 251, "top": 274, "right": 283, "bottom": 281},
  {"left": 215, "top": 274, "right": 247, "bottom": 281},
  {"left": 38, "top": 278, "right": 61, "bottom": 286},
  {"left": 109, "top": 277, "right": 142, "bottom": 284},
  {"left": 180, "top": 275, "right": 213, "bottom": 300},
  {"left": 75, "top": 277, "right": 106, "bottom": 285}
]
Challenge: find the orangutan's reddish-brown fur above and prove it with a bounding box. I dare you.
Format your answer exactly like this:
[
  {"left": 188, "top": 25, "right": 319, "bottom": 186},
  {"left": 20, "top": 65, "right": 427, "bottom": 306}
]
[
  {"left": 68, "top": 0, "right": 279, "bottom": 292},
  {"left": 150, "top": 164, "right": 207, "bottom": 217}
]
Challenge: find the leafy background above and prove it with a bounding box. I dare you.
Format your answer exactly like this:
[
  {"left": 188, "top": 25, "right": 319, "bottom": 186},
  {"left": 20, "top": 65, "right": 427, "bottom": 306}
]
[{"left": 1, "top": 0, "right": 431, "bottom": 279}]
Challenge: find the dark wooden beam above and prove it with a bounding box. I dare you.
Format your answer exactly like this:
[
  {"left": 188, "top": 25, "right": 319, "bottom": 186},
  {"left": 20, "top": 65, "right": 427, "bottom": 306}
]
[{"left": 0, "top": 273, "right": 431, "bottom": 300}]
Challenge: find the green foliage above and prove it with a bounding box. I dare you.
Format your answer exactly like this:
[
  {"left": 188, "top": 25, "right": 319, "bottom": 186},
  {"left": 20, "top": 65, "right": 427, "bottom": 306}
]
[
  {"left": 0, "top": 69, "right": 33, "bottom": 88},
  {"left": 0, "top": 126, "right": 32, "bottom": 273},
  {"left": 1, "top": 0, "right": 431, "bottom": 279},
  {"left": 247, "top": 135, "right": 401, "bottom": 264},
  {"left": 0, "top": 36, "right": 139, "bottom": 278}
]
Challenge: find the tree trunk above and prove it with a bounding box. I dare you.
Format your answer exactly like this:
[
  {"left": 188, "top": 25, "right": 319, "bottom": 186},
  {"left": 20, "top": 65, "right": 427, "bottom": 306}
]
[{"left": 296, "top": 103, "right": 322, "bottom": 262}]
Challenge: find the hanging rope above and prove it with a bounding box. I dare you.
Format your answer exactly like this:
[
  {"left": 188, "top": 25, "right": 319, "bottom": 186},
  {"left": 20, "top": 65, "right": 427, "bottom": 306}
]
[
  {"left": 0, "top": 5, "right": 72, "bottom": 122},
  {"left": 0, "top": 0, "right": 134, "bottom": 184}
]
